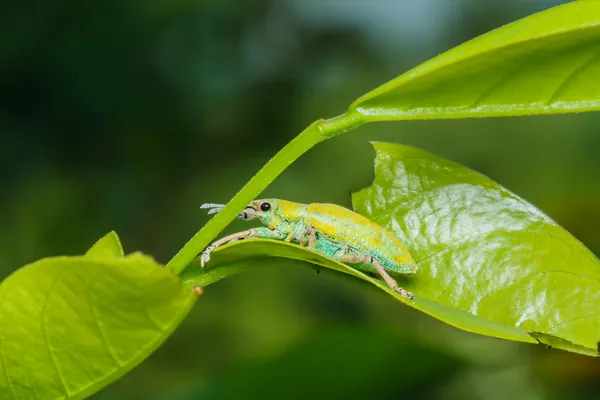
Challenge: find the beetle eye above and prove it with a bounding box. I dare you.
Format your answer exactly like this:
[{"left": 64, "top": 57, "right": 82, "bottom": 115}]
[{"left": 260, "top": 202, "right": 271, "bottom": 212}]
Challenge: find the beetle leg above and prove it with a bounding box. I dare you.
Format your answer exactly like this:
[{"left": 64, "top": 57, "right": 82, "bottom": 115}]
[
  {"left": 298, "top": 226, "right": 316, "bottom": 249},
  {"left": 372, "top": 260, "right": 414, "bottom": 300},
  {"left": 201, "top": 227, "right": 287, "bottom": 267},
  {"left": 340, "top": 253, "right": 414, "bottom": 300},
  {"left": 307, "top": 226, "right": 317, "bottom": 250},
  {"left": 201, "top": 229, "right": 255, "bottom": 267}
]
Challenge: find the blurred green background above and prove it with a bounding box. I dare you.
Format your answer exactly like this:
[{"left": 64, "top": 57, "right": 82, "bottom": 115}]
[{"left": 2, "top": 0, "right": 600, "bottom": 399}]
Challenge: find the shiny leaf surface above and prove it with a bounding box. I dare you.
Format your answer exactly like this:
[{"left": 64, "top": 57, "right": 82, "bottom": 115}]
[{"left": 353, "top": 142, "right": 600, "bottom": 355}]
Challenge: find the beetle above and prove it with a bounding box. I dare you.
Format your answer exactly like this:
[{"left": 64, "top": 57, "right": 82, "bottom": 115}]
[{"left": 199, "top": 199, "right": 417, "bottom": 299}]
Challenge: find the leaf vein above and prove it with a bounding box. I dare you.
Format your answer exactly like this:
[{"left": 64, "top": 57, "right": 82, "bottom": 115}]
[
  {"left": 87, "top": 270, "right": 122, "bottom": 367},
  {"left": 22, "top": 361, "right": 40, "bottom": 400},
  {"left": 373, "top": 181, "right": 544, "bottom": 233},
  {"left": 472, "top": 269, "right": 564, "bottom": 315},
  {"left": 142, "top": 301, "right": 166, "bottom": 333},
  {"left": 546, "top": 48, "right": 600, "bottom": 105},
  {"left": 0, "top": 282, "right": 17, "bottom": 400},
  {"left": 474, "top": 269, "right": 600, "bottom": 318},
  {"left": 41, "top": 268, "right": 70, "bottom": 397},
  {"left": 469, "top": 64, "right": 524, "bottom": 108},
  {"left": 547, "top": 311, "right": 600, "bottom": 333},
  {"left": 413, "top": 229, "right": 508, "bottom": 294}
]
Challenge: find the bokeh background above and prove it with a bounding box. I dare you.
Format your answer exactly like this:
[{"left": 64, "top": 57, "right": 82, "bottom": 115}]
[{"left": 2, "top": 0, "right": 600, "bottom": 398}]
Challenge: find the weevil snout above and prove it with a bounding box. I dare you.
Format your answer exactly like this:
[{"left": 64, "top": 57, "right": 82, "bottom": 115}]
[
  {"left": 238, "top": 205, "right": 260, "bottom": 220},
  {"left": 200, "top": 202, "right": 261, "bottom": 221}
]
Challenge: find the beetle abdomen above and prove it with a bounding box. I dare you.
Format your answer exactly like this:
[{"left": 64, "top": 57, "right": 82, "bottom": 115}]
[{"left": 306, "top": 203, "right": 417, "bottom": 275}]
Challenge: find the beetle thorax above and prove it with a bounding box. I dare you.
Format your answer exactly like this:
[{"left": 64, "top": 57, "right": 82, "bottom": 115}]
[{"left": 261, "top": 200, "right": 307, "bottom": 233}]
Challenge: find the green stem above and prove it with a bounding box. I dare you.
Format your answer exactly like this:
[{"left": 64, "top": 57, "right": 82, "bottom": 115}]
[
  {"left": 319, "top": 109, "right": 364, "bottom": 139},
  {"left": 167, "top": 110, "right": 365, "bottom": 274}
]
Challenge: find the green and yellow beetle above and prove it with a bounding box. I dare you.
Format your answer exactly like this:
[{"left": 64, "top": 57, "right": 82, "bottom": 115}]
[{"left": 200, "top": 199, "right": 417, "bottom": 299}]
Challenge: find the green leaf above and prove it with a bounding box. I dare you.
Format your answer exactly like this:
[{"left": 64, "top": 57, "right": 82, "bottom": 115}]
[
  {"left": 185, "top": 240, "right": 536, "bottom": 349},
  {"left": 0, "top": 253, "right": 196, "bottom": 399},
  {"left": 185, "top": 142, "right": 600, "bottom": 356},
  {"left": 85, "top": 231, "right": 124, "bottom": 258},
  {"left": 353, "top": 142, "right": 600, "bottom": 356},
  {"left": 350, "top": 1, "right": 600, "bottom": 120}
]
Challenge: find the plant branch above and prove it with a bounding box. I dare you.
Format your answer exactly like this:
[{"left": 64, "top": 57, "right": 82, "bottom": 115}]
[{"left": 167, "top": 110, "right": 364, "bottom": 274}]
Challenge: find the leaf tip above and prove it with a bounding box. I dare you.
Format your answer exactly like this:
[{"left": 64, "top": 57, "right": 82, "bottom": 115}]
[{"left": 86, "top": 231, "right": 124, "bottom": 258}]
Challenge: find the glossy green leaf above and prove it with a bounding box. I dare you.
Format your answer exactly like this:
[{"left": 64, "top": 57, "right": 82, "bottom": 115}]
[
  {"left": 353, "top": 142, "right": 600, "bottom": 355},
  {"left": 85, "top": 231, "right": 124, "bottom": 258},
  {"left": 350, "top": 1, "right": 600, "bottom": 120},
  {"left": 0, "top": 252, "right": 196, "bottom": 399},
  {"left": 185, "top": 142, "right": 600, "bottom": 356}
]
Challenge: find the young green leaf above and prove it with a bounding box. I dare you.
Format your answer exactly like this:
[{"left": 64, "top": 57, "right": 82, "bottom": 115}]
[
  {"left": 350, "top": 1, "right": 600, "bottom": 120},
  {"left": 0, "top": 252, "right": 196, "bottom": 399},
  {"left": 185, "top": 143, "right": 600, "bottom": 356}
]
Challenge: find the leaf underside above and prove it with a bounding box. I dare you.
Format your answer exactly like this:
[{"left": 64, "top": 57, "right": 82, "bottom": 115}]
[
  {"left": 187, "top": 143, "right": 600, "bottom": 356},
  {"left": 350, "top": 1, "right": 600, "bottom": 120}
]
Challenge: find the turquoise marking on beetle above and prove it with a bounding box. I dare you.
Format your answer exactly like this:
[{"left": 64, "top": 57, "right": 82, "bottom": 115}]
[{"left": 200, "top": 199, "right": 417, "bottom": 299}]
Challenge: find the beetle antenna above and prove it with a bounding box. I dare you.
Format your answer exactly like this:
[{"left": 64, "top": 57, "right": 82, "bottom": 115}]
[
  {"left": 201, "top": 203, "right": 247, "bottom": 220},
  {"left": 200, "top": 203, "right": 226, "bottom": 209}
]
